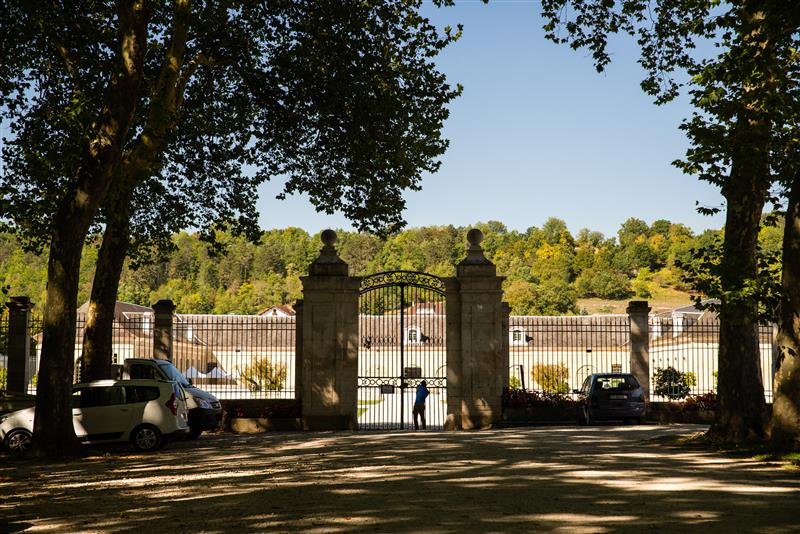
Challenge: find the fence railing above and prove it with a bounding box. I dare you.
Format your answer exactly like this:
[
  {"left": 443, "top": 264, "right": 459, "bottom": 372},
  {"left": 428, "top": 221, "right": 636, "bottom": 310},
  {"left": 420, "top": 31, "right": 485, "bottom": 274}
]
[
  {"left": 509, "top": 315, "right": 631, "bottom": 395},
  {"left": 171, "top": 314, "right": 295, "bottom": 400},
  {"left": 0, "top": 310, "right": 8, "bottom": 389},
  {"left": 12, "top": 308, "right": 779, "bottom": 404},
  {"left": 649, "top": 317, "right": 774, "bottom": 402}
]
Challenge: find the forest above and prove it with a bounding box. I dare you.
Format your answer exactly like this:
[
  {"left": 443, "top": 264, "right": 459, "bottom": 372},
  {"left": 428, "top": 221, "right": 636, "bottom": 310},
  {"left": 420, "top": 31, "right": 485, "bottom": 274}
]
[{"left": 0, "top": 216, "right": 784, "bottom": 316}]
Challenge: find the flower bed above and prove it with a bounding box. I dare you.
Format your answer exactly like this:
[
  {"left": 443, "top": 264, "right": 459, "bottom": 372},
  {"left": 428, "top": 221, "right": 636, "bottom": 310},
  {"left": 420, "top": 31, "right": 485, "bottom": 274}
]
[
  {"left": 222, "top": 400, "right": 302, "bottom": 433},
  {"left": 501, "top": 387, "right": 579, "bottom": 422}
]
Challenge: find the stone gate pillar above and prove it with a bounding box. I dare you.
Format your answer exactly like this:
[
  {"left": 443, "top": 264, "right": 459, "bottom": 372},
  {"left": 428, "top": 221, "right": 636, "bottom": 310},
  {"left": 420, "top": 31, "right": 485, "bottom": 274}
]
[
  {"left": 444, "top": 229, "right": 508, "bottom": 430},
  {"left": 628, "top": 300, "right": 651, "bottom": 400},
  {"left": 299, "top": 230, "right": 360, "bottom": 430},
  {"left": 152, "top": 299, "right": 176, "bottom": 361},
  {"left": 6, "top": 296, "right": 34, "bottom": 393}
]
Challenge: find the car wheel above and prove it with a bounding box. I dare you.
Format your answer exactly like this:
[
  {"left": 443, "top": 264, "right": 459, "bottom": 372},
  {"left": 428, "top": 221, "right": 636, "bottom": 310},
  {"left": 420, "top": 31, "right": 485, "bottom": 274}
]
[
  {"left": 6, "top": 429, "right": 32, "bottom": 454},
  {"left": 131, "top": 424, "right": 162, "bottom": 452},
  {"left": 583, "top": 407, "right": 593, "bottom": 425},
  {"left": 187, "top": 426, "right": 203, "bottom": 440},
  {"left": 576, "top": 407, "right": 587, "bottom": 426}
]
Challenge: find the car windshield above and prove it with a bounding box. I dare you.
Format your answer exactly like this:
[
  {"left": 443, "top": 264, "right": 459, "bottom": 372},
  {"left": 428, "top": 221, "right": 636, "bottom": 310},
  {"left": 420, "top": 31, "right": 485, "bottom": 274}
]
[
  {"left": 157, "top": 361, "right": 191, "bottom": 388},
  {"left": 595, "top": 376, "right": 639, "bottom": 391}
]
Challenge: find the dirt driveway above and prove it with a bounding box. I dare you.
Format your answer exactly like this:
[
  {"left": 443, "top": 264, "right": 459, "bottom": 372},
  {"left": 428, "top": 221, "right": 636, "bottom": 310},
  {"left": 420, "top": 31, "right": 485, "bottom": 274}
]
[{"left": 1, "top": 424, "right": 798, "bottom": 533}]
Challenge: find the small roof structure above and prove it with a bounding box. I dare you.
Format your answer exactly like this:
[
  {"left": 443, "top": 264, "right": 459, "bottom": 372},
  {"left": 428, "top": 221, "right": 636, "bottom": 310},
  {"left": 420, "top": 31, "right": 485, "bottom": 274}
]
[{"left": 257, "top": 305, "right": 295, "bottom": 317}]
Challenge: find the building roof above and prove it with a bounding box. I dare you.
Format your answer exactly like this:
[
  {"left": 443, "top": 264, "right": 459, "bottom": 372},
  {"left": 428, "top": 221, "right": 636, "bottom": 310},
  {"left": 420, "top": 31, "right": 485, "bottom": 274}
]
[
  {"left": 257, "top": 305, "right": 296, "bottom": 317},
  {"left": 76, "top": 300, "right": 153, "bottom": 320}
]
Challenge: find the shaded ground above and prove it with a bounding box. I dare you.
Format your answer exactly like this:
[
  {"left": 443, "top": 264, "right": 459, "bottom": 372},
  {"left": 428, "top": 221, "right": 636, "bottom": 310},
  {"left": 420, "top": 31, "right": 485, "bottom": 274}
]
[{"left": 1, "top": 424, "right": 798, "bottom": 533}]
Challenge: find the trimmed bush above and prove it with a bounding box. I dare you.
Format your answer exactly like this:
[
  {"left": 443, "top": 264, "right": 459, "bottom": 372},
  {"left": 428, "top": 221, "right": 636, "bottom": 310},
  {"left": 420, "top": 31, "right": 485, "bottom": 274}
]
[
  {"left": 532, "top": 363, "right": 570, "bottom": 394},
  {"left": 241, "top": 359, "right": 287, "bottom": 392},
  {"left": 653, "top": 366, "right": 694, "bottom": 399}
]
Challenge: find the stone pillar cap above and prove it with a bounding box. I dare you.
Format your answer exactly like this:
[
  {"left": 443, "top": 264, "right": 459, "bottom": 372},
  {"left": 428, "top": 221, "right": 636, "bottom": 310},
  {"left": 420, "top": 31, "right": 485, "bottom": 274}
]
[
  {"left": 309, "top": 229, "right": 349, "bottom": 276},
  {"left": 152, "top": 299, "right": 177, "bottom": 313},
  {"left": 6, "top": 296, "right": 34, "bottom": 311},
  {"left": 459, "top": 228, "right": 493, "bottom": 266},
  {"left": 626, "top": 300, "right": 651, "bottom": 313}
]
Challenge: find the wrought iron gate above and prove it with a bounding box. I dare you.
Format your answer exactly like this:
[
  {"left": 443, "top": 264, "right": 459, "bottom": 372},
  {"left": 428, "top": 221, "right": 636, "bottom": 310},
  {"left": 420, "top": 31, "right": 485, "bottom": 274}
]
[{"left": 357, "top": 271, "right": 447, "bottom": 430}]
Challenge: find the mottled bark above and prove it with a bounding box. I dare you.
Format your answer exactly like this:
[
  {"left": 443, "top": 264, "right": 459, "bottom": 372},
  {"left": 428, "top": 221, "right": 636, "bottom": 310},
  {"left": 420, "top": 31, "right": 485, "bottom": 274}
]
[
  {"left": 31, "top": 1, "right": 148, "bottom": 458},
  {"left": 82, "top": 195, "right": 132, "bottom": 381},
  {"left": 81, "top": 0, "right": 191, "bottom": 384},
  {"left": 770, "top": 174, "right": 800, "bottom": 451},
  {"left": 712, "top": 182, "right": 769, "bottom": 442},
  {"left": 710, "top": 112, "right": 770, "bottom": 443},
  {"left": 708, "top": 3, "right": 776, "bottom": 445}
]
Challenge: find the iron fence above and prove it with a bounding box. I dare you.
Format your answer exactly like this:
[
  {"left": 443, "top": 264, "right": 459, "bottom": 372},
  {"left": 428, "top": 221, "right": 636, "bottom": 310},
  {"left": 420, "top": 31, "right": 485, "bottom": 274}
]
[
  {"left": 13, "top": 308, "right": 778, "bottom": 405},
  {"left": 72, "top": 312, "right": 155, "bottom": 383},
  {"left": 509, "top": 315, "right": 631, "bottom": 396},
  {"left": 0, "top": 310, "right": 8, "bottom": 388},
  {"left": 172, "top": 314, "right": 296, "bottom": 400},
  {"left": 25, "top": 312, "right": 296, "bottom": 400},
  {"left": 649, "top": 317, "right": 775, "bottom": 402}
]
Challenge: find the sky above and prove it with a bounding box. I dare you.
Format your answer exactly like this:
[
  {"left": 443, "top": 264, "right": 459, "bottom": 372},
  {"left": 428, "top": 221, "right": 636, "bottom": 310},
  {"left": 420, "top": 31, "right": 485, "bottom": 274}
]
[{"left": 257, "top": 2, "right": 727, "bottom": 238}]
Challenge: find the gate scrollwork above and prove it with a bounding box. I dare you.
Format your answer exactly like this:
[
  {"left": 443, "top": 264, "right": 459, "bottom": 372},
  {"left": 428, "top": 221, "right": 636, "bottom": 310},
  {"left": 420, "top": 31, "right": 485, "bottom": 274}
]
[{"left": 360, "top": 270, "right": 446, "bottom": 294}]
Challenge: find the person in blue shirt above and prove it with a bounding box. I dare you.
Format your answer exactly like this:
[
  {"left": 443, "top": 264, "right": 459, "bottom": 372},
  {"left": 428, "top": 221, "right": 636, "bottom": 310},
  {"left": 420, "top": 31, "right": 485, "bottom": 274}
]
[{"left": 413, "top": 380, "right": 430, "bottom": 430}]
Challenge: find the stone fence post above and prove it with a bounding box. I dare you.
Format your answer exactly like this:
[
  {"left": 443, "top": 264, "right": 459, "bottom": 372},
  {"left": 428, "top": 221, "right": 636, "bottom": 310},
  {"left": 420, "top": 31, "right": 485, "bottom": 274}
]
[
  {"left": 152, "top": 299, "right": 176, "bottom": 361},
  {"left": 444, "top": 229, "right": 508, "bottom": 430},
  {"left": 6, "top": 296, "right": 34, "bottom": 393},
  {"left": 299, "top": 230, "right": 360, "bottom": 430},
  {"left": 294, "top": 299, "right": 304, "bottom": 402},
  {"left": 627, "top": 300, "right": 651, "bottom": 400}
]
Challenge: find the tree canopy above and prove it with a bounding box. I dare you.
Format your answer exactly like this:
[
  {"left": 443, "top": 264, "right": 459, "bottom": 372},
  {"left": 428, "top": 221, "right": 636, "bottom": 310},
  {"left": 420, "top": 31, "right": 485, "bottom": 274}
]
[{"left": 0, "top": 0, "right": 462, "bottom": 457}]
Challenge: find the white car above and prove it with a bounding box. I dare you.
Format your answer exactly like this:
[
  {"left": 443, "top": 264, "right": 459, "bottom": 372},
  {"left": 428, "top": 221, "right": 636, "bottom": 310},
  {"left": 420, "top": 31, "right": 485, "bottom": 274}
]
[{"left": 0, "top": 379, "right": 189, "bottom": 454}]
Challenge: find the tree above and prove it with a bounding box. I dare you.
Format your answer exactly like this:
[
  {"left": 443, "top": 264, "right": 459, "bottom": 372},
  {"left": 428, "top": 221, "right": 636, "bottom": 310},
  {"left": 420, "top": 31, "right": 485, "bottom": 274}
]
[
  {"left": 770, "top": 90, "right": 800, "bottom": 450},
  {"left": 540, "top": 0, "right": 800, "bottom": 444},
  {"left": 0, "top": 1, "right": 461, "bottom": 457}
]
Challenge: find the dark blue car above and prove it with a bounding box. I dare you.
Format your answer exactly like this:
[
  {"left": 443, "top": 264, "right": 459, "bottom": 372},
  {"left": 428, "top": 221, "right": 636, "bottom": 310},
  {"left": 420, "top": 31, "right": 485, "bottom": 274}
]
[{"left": 575, "top": 373, "right": 646, "bottom": 425}]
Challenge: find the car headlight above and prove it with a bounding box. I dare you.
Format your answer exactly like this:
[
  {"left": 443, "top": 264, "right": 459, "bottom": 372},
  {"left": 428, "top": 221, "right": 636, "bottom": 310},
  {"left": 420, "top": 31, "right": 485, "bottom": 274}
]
[
  {"left": 193, "top": 397, "right": 211, "bottom": 409},
  {"left": 0, "top": 415, "right": 7, "bottom": 424}
]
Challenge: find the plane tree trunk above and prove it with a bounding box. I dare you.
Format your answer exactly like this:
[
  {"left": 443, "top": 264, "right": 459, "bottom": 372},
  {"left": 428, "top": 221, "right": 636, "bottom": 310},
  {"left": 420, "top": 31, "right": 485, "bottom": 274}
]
[
  {"left": 770, "top": 173, "right": 800, "bottom": 451},
  {"left": 31, "top": 2, "right": 148, "bottom": 458},
  {"left": 82, "top": 195, "right": 132, "bottom": 382}
]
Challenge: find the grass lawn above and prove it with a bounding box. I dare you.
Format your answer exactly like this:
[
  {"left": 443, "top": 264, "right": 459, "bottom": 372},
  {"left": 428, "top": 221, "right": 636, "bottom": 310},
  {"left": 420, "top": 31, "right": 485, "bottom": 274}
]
[
  {"left": 578, "top": 286, "right": 693, "bottom": 315},
  {"left": 655, "top": 431, "right": 800, "bottom": 470}
]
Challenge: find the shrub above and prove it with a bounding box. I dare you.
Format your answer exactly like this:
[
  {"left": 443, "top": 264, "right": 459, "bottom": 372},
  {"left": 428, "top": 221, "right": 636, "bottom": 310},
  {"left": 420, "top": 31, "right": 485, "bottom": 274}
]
[
  {"left": 509, "top": 375, "right": 522, "bottom": 390},
  {"left": 653, "top": 366, "right": 694, "bottom": 399},
  {"left": 684, "top": 392, "right": 717, "bottom": 412},
  {"left": 502, "top": 387, "right": 576, "bottom": 409},
  {"left": 532, "top": 363, "right": 570, "bottom": 394},
  {"left": 259, "top": 403, "right": 301, "bottom": 418},
  {"left": 240, "top": 359, "right": 287, "bottom": 392},
  {"left": 0, "top": 368, "right": 6, "bottom": 389}
]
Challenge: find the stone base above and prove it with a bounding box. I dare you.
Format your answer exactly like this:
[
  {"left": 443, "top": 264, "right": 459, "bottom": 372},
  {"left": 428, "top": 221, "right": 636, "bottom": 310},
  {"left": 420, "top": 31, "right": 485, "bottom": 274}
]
[
  {"left": 229, "top": 418, "right": 303, "bottom": 433},
  {"left": 302, "top": 415, "right": 355, "bottom": 431}
]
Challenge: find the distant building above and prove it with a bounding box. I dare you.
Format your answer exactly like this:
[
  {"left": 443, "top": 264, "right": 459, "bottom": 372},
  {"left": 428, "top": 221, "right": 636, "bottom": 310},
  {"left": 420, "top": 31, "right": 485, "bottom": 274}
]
[
  {"left": 257, "top": 305, "right": 296, "bottom": 317},
  {"left": 406, "top": 302, "right": 445, "bottom": 316}
]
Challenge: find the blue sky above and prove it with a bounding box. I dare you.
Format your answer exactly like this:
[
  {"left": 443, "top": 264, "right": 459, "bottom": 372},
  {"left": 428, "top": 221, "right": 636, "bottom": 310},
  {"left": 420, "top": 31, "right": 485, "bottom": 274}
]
[{"left": 258, "top": 1, "right": 726, "bottom": 238}]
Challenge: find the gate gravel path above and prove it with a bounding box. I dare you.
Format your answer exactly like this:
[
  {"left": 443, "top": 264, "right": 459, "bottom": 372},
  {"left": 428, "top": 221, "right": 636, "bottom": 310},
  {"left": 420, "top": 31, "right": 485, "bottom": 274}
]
[{"left": 1, "top": 425, "right": 798, "bottom": 533}]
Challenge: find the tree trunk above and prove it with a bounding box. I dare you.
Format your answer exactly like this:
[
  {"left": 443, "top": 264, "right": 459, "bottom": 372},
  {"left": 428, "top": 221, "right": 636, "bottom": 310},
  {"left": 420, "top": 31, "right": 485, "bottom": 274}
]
[
  {"left": 79, "top": 0, "right": 193, "bottom": 383},
  {"left": 710, "top": 127, "right": 770, "bottom": 444},
  {"left": 82, "top": 196, "right": 132, "bottom": 381},
  {"left": 31, "top": 204, "right": 92, "bottom": 457},
  {"left": 31, "top": 1, "right": 148, "bottom": 458},
  {"left": 770, "top": 173, "right": 800, "bottom": 451}
]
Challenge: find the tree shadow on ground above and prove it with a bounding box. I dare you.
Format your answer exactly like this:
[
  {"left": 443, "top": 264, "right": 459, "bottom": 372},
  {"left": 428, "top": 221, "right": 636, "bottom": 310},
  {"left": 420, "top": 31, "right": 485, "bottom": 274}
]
[{"left": 1, "top": 424, "right": 798, "bottom": 533}]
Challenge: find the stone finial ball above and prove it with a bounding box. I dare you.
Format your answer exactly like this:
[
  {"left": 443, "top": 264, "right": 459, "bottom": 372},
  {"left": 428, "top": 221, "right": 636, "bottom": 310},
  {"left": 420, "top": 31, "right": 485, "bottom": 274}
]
[
  {"left": 467, "top": 228, "right": 484, "bottom": 247},
  {"left": 321, "top": 229, "right": 338, "bottom": 246}
]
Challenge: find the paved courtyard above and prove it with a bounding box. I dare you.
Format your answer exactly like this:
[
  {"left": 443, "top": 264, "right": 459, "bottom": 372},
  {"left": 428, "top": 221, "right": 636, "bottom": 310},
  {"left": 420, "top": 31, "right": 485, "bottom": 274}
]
[{"left": 1, "top": 424, "right": 798, "bottom": 533}]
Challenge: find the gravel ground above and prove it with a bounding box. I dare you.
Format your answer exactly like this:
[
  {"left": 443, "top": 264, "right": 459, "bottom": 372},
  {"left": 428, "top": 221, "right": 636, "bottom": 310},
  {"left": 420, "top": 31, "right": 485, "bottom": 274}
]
[{"left": 1, "top": 424, "right": 798, "bottom": 533}]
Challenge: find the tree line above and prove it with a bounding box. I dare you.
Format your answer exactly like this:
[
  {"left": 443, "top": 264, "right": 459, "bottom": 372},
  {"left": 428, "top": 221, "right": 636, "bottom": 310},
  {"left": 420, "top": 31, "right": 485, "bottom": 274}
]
[{"left": 0, "top": 216, "right": 784, "bottom": 316}]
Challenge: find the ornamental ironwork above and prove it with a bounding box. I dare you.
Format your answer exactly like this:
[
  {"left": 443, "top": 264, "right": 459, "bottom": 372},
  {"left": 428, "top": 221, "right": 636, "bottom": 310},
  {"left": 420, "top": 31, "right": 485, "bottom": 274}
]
[{"left": 360, "top": 270, "right": 446, "bottom": 294}]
